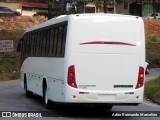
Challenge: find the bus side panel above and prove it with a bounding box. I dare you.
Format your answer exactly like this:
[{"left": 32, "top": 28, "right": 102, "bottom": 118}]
[
  {"left": 47, "top": 77, "right": 65, "bottom": 102},
  {"left": 21, "top": 57, "right": 65, "bottom": 101}
]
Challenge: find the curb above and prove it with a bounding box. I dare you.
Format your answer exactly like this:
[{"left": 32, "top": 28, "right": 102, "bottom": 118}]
[{"left": 145, "top": 94, "right": 160, "bottom": 105}]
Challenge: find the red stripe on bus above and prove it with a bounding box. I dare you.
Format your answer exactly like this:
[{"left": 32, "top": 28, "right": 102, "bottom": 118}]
[{"left": 80, "top": 41, "right": 136, "bottom": 46}]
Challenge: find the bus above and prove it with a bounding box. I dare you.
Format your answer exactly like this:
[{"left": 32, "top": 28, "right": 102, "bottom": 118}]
[{"left": 17, "top": 14, "right": 145, "bottom": 110}]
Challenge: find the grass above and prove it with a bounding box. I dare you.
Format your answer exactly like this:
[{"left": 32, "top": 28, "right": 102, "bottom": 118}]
[
  {"left": 0, "top": 57, "right": 20, "bottom": 80},
  {"left": 145, "top": 76, "right": 160, "bottom": 102},
  {"left": 0, "top": 39, "right": 21, "bottom": 81}
]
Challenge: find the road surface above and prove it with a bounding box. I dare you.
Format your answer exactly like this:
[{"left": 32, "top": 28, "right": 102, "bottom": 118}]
[{"left": 0, "top": 68, "right": 160, "bottom": 119}]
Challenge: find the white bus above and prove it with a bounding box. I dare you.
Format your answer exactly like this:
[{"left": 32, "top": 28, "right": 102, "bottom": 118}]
[{"left": 18, "top": 14, "right": 145, "bottom": 110}]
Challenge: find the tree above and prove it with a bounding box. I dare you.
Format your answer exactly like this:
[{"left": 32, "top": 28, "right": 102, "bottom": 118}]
[
  {"left": 152, "top": 0, "right": 160, "bottom": 19},
  {"left": 94, "top": 0, "right": 102, "bottom": 12},
  {"left": 46, "top": 0, "right": 60, "bottom": 19},
  {"left": 68, "top": 0, "right": 98, "bottom": 13},
  {"left": 104, "top": 0, "right": 116, "bottom": 13}
]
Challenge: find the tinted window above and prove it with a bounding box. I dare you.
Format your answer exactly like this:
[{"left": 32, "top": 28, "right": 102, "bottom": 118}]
[{"left": 21, "top": 21, "right": 67, "bottom": 59}]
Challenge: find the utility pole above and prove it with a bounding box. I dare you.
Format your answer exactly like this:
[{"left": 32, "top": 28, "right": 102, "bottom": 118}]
[
  {"left": 104, "top": 0, "right": 107, "bottom": 13},
  {"left": 114, "top": 0, "right": 116, "bottom": 14}
]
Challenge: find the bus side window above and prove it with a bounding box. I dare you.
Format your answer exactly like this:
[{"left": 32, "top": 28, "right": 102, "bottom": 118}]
[
  {"left": 49, "top": 29, "right": 54, "bottom": 56},
  {"left": 56, "top": 26, "right": 63, "bottom": 57},
  {"left": 41, "top": 30, "right": 46, "bottom": 56},
  {"left": 26, "top": 35, "right": 30, "bottom": 57},
  {"left": 34, "top": 32, "right": 38, "bottom": 56},
  {"left": 46, "top": 29, "right": 51, "bottom": 56},
  {"left": 38, "top": 31, "right": 43, "bottom": 55},
  {"left": 52, "top": 28, "right": 57, "bottom": 56},
  {"left": 36, "top": 32, "right": 41, "bottom": 56},
  {"left": 31, "top": 33, "right": 35, "bottom": 56},
  {"left": 54, "top": 27, "right": 59, "bottom": 56},
  {"left": 61, "top": 25, "right": 67, "bottom": 56}
]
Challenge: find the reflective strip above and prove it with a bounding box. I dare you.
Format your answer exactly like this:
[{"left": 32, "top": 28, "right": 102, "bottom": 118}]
[{"left": 80, "top": 41, "right": 136, "bottom": 46}]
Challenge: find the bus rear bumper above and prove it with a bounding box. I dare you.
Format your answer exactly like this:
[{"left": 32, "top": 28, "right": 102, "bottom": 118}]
[{"left": 64, "top": 87, "right": 144, "bottom": 104}]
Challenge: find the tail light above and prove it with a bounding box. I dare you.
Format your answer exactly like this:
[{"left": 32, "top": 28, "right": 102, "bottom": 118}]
[
  {"left": 136, "top": 66, "right": 144, "bottom": 89},
  {"left": 67, "top": 65, "right": 77, "bottom": 88}
]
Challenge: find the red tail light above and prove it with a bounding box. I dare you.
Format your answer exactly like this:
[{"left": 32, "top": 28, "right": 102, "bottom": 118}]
[
  {"left": 136, "top": 66, "right": 144, "bottom": 89},
  {"left": 67, "top": 65, "right": 77, "bottom": 88}
]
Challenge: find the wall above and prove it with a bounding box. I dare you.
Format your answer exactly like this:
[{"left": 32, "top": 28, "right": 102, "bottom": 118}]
[{"left": 116, "top": 2, "right": 129, "bottom": 14}]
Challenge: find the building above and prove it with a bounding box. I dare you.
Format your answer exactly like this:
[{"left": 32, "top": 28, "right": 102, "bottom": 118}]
[
  {"left": 0, "top": 0, "right": 48, "bottom": 16},
  {"left": 67, "top": 0, "right": 159, "bottom": 17},
  {"left": 0, "top": 0, "right": 159, "bottom": 17},
  {"left": 19, "top": 2, "right": 48, "bottom": 16},
  {"left": 66, "top": 1, "right": 131, "bottom": 15}
]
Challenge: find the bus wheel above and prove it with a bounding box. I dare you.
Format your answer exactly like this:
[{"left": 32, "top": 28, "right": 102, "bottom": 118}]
[
  {"left": 145, "top": 65, "right": 150, "bottom": 74},
  {"left": 94, "top": 104, "right": 113, "bottom": 110},
  {"left": 24, "top": 78, "right": 33, "bottom": 98},
  {"left": 43, "top": 84, "right": 52, "bottom": 109}
]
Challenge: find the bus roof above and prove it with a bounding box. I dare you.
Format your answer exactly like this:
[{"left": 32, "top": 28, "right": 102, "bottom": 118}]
[
  {"left": 25, "top": 14, "right": 142, "bottom": 33},
  {"left": 25, "top": 15, "right": 68, "bottom": 33}
]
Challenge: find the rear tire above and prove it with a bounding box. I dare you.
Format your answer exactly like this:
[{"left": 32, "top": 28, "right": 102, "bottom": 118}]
[
  {"left": 43, "top": 82, "right": 52, "bottom": 109},
  {"left": 145, "top": 65, "right": 150, "bottom": 74},
  {"left": 24, "top": 76, "right": 33, "bottom": 98}
]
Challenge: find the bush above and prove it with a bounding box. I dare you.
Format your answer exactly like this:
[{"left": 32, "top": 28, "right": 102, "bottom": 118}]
[
  {"left": 146, "top": 36, "right": 160, "bottom": 49},
  {"left": 0, "top": 53, "right": 20, "bottom": 80},
  {"left": 145, "top": 76, "right": 160, "bottom": 102},
  {"left": 152, "top": 57, "right": 160, "bottom": 66},
  {"left": 1, "top": 29, "right": 9, "bottom": 33}
]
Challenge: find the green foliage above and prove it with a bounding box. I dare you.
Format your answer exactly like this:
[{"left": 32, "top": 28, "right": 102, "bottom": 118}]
[
  {"left": 145, "top": 76, "right": 160, "bottom": 102},
  {"left": 146, "top": 36, "right": 160, "bottom": 49},
  {"left": 146, "top": 42, "right": 152, "bottom": 49},
  {"left": 1, "top": 29, "right": 9, "bottom": 33},
  {"left": 65, "top": 7, "right": 77, "bottom": 14},
  {"left": 45, "top": 0, "right": 61, "bottom": 19},
  {"left": 152, "top": 57, "right": 160, "bottom": 66},
  {"left": 151, "top": 36, "right": 158, "bottom": 42},
  {"left": 0, "top": 54, "right": 20, "bottom": 80},
  {"left": 95, "top": 0, "right": 102, "bottom": 9}
]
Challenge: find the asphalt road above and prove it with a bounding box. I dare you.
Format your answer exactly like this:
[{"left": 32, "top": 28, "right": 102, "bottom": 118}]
[
  {"left": 145, "top": 68, "right": 160, "bottom": 82},
  {"left": 0, "top": 68, "right": 160, "bottom": 120}
]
